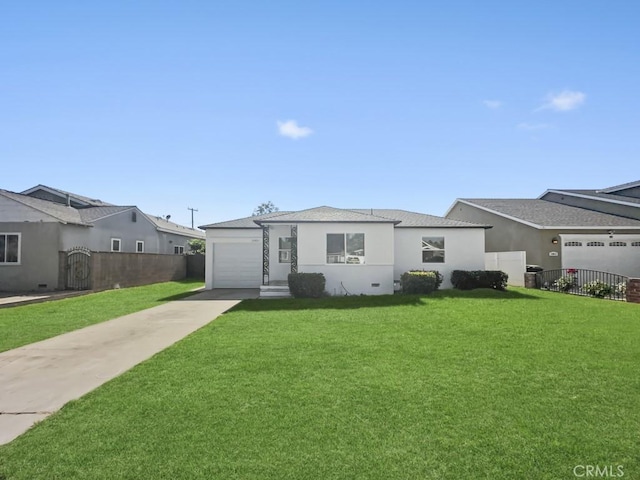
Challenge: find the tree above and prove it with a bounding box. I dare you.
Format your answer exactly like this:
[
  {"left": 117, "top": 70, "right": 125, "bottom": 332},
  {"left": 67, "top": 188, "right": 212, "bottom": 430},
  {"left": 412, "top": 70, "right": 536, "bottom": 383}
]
[
  {"left": 253, "top": 201, "right": 279, "bottom": 216},
  {"left": 188, "top": 238, "right": 206, "bottom": 254}
]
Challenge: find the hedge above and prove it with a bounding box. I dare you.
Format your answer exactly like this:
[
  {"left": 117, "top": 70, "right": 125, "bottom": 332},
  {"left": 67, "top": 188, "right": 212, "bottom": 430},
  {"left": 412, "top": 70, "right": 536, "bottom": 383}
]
[
  {"left": 400, "top": 270, "right": 443, "bottom": 294},
  {"left": 450, "top": 270, "right": 508, "bottom": 291},
  {"left": 288, "top": 273, "right": 326, "bottom": 298}
]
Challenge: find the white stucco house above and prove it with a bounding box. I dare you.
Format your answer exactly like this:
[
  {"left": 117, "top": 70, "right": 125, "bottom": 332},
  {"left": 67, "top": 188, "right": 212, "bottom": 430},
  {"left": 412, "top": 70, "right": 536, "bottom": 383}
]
[{"left": 200, "top": 206, "right": 490, "bottom": 295}]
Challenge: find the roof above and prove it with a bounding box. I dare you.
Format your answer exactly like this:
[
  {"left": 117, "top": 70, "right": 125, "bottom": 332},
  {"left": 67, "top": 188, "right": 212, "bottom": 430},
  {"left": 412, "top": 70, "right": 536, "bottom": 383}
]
[
  {"left": 15, "top": 184, "right": 203, "bottom": 237},
  {"left": 146, "top": 214, "right": 205, "bottom": 238},
  {"left": 78, "top": 206, "right": 136, "bottom": 222},
  {"left": 600, "top": 180, "right": 640, "bottom": 194},
  {"left": 454, "top": 199, "right": 640, "bottom": 229},
  {"left": 349, "top": 209, "right": 489, "bottom": 228},
  {"left": 544, "top": 189, "right": 640, "bottom": 206},
  {"left": 200, "top": 207, "right": 488, "bottom": 229},
  {"left": 255, "top": 206, "right": 400, "bottom": 224},
  {"left": 0, "top": 189, "right": 88, "bottom": 226},
  {"left": 21, "top": 184, "right": 114, "bottom": 207}
]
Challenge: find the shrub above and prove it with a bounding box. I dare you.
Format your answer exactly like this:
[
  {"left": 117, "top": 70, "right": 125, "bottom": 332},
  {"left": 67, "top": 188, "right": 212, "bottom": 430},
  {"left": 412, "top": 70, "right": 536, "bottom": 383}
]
[
  {"left": 582, "top": 280, "right": 613, "bottom": 298},
  {"left": 554, "top": 275, "right": 576, "bottom": 292},
  {"left": 400, "top": 270, "right": 443, "bottom": 294},
  {"left": 451, "top": 270, "right": 508, "bottom": 291},
  {"left": 288, "top": 273, "right": 326, "bottom": 298}
]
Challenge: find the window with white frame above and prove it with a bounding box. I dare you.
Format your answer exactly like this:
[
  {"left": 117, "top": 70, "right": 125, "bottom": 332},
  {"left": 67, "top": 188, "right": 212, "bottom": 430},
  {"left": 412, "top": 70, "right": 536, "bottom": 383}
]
[
  {"left": 136, "top": 241, "right": 144, "bottom": 253},
  {"left": 326, "top": 233, "right": 365, "bottom": 264},
  {"left": 279, "top": 237, "right": 292, "bottom": 263},
  {"left": 609, "top": 241, "right": 627, "bottom": 247},
  {"left": 586, "top": 241, "right": 605, "bottom": 247},
  {"left": 564, "top": 241, "right": 582, "bottom": 247},
  {"left": 174, "top": 245, "right": 185, "bottom": 254},
  {"left": 422, "top": 236, "right": 445, "bottom": 263},
  {"left": 0, "top": 233, "right": 20, "bottom": 264},
  {"left": 111, "top": 238, "right": 121, "bottom": 252}
]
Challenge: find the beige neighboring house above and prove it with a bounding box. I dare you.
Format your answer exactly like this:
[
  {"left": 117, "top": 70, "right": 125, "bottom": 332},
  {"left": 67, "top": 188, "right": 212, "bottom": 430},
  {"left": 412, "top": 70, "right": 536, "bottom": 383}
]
[{"left": 445, "top": 180, "right": 640, "bottom": 277}]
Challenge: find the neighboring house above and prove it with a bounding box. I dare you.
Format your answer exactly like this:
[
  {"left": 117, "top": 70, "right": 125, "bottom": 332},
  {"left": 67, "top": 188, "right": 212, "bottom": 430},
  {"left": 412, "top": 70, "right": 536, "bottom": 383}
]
[
  {"left": 0, "top": 185, "right": 204, "bottom": 291},
  {"left": 200, "top": 206, "right": 489, "bottom": 295},
  {"left": 445, "top": 180, "right": 640, "bottom": 277}
]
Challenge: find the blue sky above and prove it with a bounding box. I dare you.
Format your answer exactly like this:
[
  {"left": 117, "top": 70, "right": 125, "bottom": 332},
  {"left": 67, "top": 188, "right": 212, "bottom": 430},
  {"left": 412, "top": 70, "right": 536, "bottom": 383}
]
[{"left": 2, "top": 1, "right": 639, "bottom": 228}]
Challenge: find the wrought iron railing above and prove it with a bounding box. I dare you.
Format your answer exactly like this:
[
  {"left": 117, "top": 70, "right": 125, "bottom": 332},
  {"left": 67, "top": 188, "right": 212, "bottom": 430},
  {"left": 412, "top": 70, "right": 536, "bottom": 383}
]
[{"left": 535, "top": 269, "right": 628, "bottom": 300}]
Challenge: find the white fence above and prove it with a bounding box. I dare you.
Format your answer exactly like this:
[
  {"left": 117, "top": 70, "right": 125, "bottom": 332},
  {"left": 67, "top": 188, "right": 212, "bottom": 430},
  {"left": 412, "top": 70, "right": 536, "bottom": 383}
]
[{"left": 485, "top": 251, "right": 526, "bottom": 287}]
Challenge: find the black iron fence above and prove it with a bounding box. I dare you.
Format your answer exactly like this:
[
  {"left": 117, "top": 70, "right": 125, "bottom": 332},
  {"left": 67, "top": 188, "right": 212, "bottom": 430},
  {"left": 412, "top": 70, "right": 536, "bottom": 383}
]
[{"left": 535, "top": 269, "right": 628, "bottom": 300}]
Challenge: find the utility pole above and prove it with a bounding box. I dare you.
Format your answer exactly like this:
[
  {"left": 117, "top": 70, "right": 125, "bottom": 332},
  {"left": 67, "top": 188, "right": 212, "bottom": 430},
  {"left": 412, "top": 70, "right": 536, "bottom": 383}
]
[{"left": 187, "top": 207, "right": 198, "bottom": 229}]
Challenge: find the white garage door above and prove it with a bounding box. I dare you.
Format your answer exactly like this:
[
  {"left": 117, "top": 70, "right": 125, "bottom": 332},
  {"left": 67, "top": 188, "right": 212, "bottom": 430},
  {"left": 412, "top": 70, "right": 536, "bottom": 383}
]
[{"left": 213, "top": 241, "right": 262, "bottom": 288}]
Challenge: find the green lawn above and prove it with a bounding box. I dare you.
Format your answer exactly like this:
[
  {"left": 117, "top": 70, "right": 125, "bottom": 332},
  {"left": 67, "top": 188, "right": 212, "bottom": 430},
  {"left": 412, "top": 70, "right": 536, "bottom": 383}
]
[
  {"left": 0, "top": 279, "right": 203, "bottom": 353},
  {"left": 0, "top": 288, "right": 638, "bottom": 479}
]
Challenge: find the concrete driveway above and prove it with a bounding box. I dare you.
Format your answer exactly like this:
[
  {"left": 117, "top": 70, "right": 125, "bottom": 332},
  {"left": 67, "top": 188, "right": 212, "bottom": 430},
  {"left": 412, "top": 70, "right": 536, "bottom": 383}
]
[{"left": 0, "top": 288, "right": 259, "bottom": 445}]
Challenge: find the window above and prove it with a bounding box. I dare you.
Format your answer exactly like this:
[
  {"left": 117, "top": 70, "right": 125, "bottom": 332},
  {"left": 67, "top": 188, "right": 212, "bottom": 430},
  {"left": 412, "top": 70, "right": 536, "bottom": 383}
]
[
  {"left": 111, "top": 238, "right": 121, "bottom": 252},
  {"left": 564, "top": 241, "right": 582, "bottom": 247},
  {"left": 609, "top": 241, "right": 627, "bottom": 247},
  {"left": 279, "top": 237, "right": 292, "bottom": 263},
  {"left": 422, "top": 236, "right": 445, "bottom": 263},
  {"left": 586, "top": 241, "right": 605, "bottom": 247},
  {"left": 632, "top": 242, "right": 640, "bottom": 247},
  {"left": 136, "top": 241, "right": 144, "bottom": 253},
  {"left": 326, "top": 233, "right": 365, "bottom": 264},
  {"left": 174, "top": 245, "right": 185, "bottom": 254},
  {"left": 0, "top": 233, "right": 20, "bottom": 264}
]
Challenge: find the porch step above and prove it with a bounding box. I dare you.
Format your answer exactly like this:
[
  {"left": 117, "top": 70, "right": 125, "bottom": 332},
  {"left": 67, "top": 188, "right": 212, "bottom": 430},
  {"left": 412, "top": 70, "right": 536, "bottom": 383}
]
[{"left": 259, "top": 284, "right": 292, "bottom": 298}]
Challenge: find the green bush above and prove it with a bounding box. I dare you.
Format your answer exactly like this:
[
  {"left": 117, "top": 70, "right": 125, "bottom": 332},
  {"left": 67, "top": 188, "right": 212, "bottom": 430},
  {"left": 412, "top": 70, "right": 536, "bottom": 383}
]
[
  {"left": 582, "top": 280, "right": 613, "bottom": 298},
  {"left": 288, "top": 273, "right": 326, "bottom": 298},
  {"left": 400, "top": 270, "right": 443, "bottom": 294},
  {"left": 451, "top": 270, "right": 508, "bottom": 291}
]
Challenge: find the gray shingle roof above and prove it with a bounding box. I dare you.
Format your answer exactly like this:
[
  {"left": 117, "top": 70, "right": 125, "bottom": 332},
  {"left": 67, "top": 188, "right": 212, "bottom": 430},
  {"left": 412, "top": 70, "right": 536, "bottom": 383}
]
[
  {"left": 460, "top": 199, "right": 640, "bottom": 228},
  {"left": 200, "top": 211, "right": 294, "bottom": 229},
  {"left": 201, "top": 207, "right": 488, "bottom": 229},
  {"left": 349, "top": 209, "right": 488, "bottom": 228},
  {"left": 0, "top": 190, "right": 88, "bottom": 225},
  {"left": 146, "top": 214, "right": 205, "bottom": 238},
  {"left": 254, "top": 206, "right": 400, "bottom": 224},
  {"left": 78, "top": 206, "right": 136, "bottom": 222}
]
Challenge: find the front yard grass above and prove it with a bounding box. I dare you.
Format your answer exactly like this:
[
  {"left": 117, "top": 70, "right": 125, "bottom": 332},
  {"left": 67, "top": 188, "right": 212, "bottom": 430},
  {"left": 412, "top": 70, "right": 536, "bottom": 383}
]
[
  {"left": 0, "top": 279, "right": 203, "bottom": 353},
  {"left": 0, "top": 288, "right": 638, "bottom": 479}
]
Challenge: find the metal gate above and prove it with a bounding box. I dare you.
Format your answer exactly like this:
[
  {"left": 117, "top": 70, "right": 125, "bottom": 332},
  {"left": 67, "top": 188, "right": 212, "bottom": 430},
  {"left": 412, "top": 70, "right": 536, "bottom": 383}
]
[{"left": 66, "top": 246, "right": 92, "bottom": 290}]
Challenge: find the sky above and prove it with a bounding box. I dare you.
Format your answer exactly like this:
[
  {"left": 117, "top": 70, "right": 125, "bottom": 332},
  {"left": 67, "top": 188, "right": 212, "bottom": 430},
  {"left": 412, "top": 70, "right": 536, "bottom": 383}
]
[{"left": 2, "top": 1, "right": 639, "bottom": 228}]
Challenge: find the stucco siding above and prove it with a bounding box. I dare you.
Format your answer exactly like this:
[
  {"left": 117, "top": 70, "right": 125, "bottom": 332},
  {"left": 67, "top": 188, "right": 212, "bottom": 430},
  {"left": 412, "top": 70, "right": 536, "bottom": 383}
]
[
  {"left": 394, "top": 228, "right": 485, "bottom": 289},
  {"left": 0, "top": 222, "right": 61, "bottom": 291},
  {"left": 0, "top": 196, "right": 59, "bottom": 223},
  {"left": 89, "top": 210, "right": 160, "bottom": 253},
  {"left": 296, "top": 223, "right": 394, "bottom": 295}
]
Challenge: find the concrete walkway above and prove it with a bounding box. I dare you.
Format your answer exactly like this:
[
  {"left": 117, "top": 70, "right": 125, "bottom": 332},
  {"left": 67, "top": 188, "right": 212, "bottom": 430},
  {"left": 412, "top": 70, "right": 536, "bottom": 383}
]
[{"left": 0, "top": 288, "right": 258, "bottom": 445}]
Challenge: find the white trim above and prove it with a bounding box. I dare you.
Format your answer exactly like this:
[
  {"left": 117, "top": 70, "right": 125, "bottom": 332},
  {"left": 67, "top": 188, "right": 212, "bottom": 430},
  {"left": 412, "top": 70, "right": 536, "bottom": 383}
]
[
  {"left": 0, "top": 232, "right": 21, "bottom": 265},
  {"left": 539, "top": 189, "right": 640, "bottom": 208},
  {"left": 174, "top": 245, "right": 185, "bottom": 254},
  {"left": 111, "top": 238, "right": 122, "bottom": 252},
  {"left": 601, "top": 180, "right": 640, "bottom": 193},
  {"left": 136, "top": 240, "right": 144, "bottom": 253}
]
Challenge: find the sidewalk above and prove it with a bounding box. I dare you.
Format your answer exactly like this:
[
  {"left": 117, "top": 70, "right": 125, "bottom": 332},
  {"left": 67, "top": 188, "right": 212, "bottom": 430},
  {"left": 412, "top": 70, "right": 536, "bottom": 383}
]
[{"left": 0, "top": 288, "right": 258, "bottom": 445}]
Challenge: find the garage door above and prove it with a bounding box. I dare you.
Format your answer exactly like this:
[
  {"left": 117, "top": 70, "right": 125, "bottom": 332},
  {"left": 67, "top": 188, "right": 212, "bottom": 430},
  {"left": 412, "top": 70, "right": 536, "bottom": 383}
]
[{"left": 213, "top": 241, "right": 262, "bottom": 288}]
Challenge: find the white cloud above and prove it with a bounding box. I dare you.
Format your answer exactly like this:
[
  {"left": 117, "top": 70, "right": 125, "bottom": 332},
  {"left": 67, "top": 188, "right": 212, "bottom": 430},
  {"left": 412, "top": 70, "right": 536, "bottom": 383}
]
[
  {"left": 277, "top": 120, "right": 313, "bottom": 139},
  {"left": 483, "top": 100, "right": 503, "bottom": 109},
  {"left": 538, "top": 90, "right": 586, "bottom": 112},
  {"left": 517, "top": 122, "right": 551, "bottom": 131}
]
